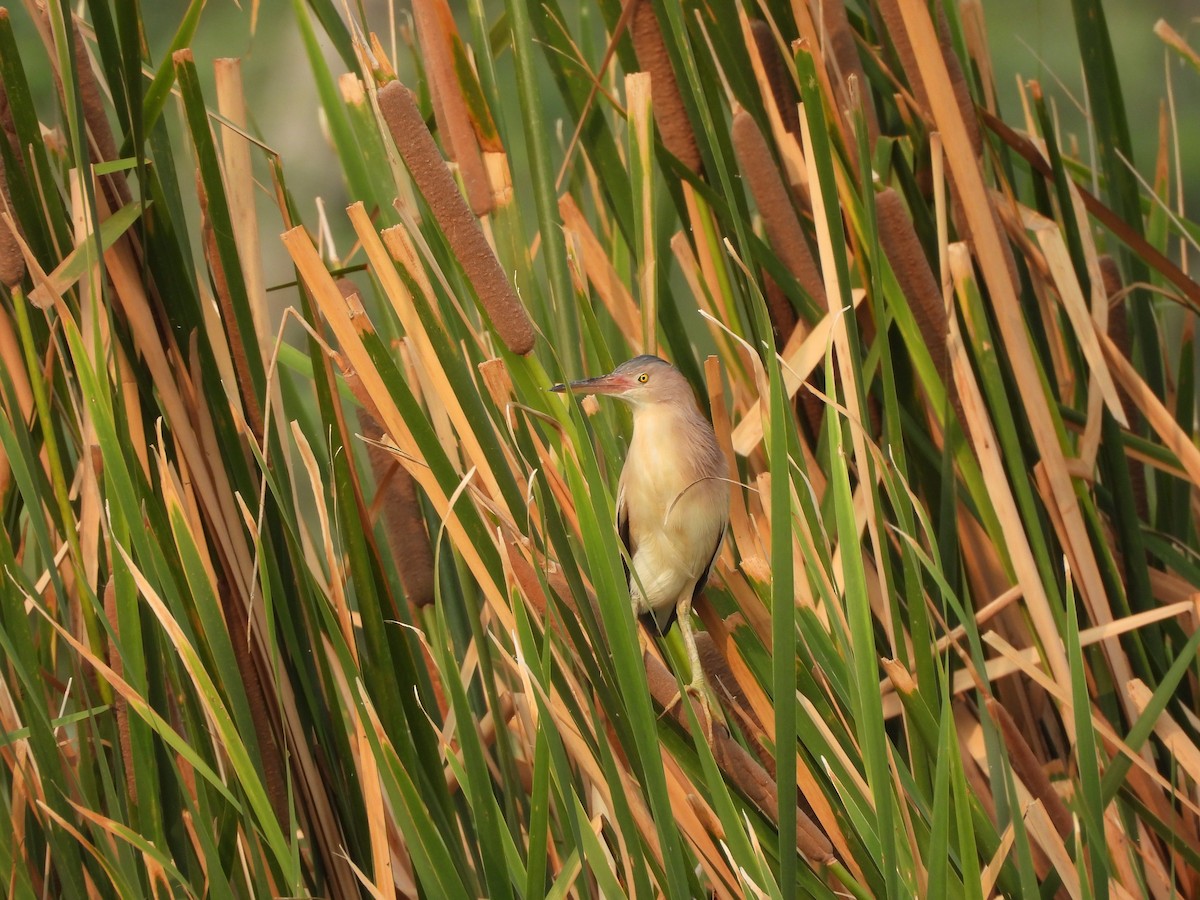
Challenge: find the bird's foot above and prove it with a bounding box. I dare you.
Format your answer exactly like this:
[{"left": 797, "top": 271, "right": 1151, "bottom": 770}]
[{"left": 659, "top": 678, "right": 715, "bottom": 742}]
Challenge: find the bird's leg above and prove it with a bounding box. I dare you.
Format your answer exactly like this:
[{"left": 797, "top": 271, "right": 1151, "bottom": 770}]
[
  {"left": 661, "top": 596, "right": 714, "bottom": 738},
  {"left": 677, "top": 598, "right": 705, "bottom": 694}
]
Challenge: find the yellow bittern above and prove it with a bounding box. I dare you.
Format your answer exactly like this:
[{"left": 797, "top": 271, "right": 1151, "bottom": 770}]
[{"left": 553, "top": 355, "right": 729, "bottom": 702}]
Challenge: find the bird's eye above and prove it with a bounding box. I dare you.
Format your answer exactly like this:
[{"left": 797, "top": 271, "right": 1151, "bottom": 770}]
[{"left": 637, "top": 373, "right": 649, "bottom": 384}]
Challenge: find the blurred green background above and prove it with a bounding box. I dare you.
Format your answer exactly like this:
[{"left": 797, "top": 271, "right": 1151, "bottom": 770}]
[{"left": 6, "top": 0, "right": 1199, "bottom": 247}]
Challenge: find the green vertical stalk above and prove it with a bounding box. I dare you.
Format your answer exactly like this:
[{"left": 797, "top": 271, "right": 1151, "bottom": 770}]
[
  {"left": 768, "top": 356, "right": 797, "bottom": 897},
  {"left": 504, "top": 0, "right": 579, "bottom": 374},
  {"left": 1069, "top": 0, "right": 1162, "bottom": 395}
]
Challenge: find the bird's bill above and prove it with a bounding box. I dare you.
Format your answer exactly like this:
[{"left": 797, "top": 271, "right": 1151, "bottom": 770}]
[{"left": 550, "top": 372, "right": 634, "bottom": 396}]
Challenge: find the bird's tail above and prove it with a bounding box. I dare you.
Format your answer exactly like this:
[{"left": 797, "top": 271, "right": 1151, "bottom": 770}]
[{"left": 640, "top": 607, "right": 678, "bottom": 636}]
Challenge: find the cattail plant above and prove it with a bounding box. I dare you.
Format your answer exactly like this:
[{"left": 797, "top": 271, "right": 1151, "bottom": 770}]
[{"left": 0, "top": 1, "right": 1198, "bottom": 897}]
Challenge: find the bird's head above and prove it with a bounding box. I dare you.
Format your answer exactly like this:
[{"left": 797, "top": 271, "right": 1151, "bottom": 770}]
[{"left": 551, "top": 355, "right": 693, "bottom": 409}]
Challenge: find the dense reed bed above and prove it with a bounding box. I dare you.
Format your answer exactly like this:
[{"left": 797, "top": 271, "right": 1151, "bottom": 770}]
[{"left": 1, "top": 0, "right": 1199, "bottom": 896}]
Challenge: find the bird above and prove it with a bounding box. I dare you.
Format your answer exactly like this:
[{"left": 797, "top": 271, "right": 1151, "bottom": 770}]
[{"left": 552, "top": 355, "right": 729, "bottom": 709}]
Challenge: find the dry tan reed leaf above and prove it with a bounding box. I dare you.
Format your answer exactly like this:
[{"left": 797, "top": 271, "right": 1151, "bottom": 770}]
[
  {"left": 0, "top": 304, "right": 25, "bottom": 497},
  {"left": 918, "top": 0, "right": 1135, "bottom": 730},
  {"left": 111, "top": 347, "right": 149, "bottom": 485},
  {"left": 29, "top": 577, "right": 218, "bottom": 804},
  {"left": 1023, "top": 799, "right": 1082, "bottom": 899},
  {"left": 1155, "top": 19, "right": 1200, "bottom": 71},
  {"left": 797, "top": 105, "right": 885, "bottom": 610},
  {"left": 875, "top": 0, "right": 982, "bottom": 159},
  {"left": 1100, "top": 728, "right": 1200, "bottom": 893},
  {"left": 732, "top": 289, "right": 864, "bottom": 456},
  {"left": 93, "top": 194, "right": 260, "bottom": 607},
  {"left": 198, "top": 174, "right": 264, "bottom": 443},
  {"left": 1056, "top": 185, "right": 1117, "bottom": 471},
  {"left": 718, "top": 561, "right": 773, "bottom": 644},
  {"left": 982, "top": 110, "right": 1200, "bottom": 312},
  {"left": 558, "top": 194, "right": 642, "bottom": 347},
  {"left": 396, "top": 337, "right": 458, "bottom": 466},
  {"left": 985, "top": 630, "right": 1200, "bottom": 822},
  {"left": 1125, "top": 822, "right": 1180, "bottom": 900},
  {"left": 882, "top": 598, "right": 1196, "bottom": 717},
  {"left": 214, "top": 60, "right": 271, "bottom": 368},
  {"left": 1146, "top": 578, "right": 1200, "bottom": 648},
  {"left": 354, "top": 685, "right": 430, "bottom": 898},
  {"left": 790, "top": 697, "right": 865, "bottom": 879},
  {"left": 979, "top": 814, "right": 1017, "bottom": 897},
  {"left": 1099, "top": 256, "right": 1138, "bottom": 420},
  {"left": 627, "top": 0, "right": 701, "bottom": 173},
  {"left": 690, "top": 214, "right": 755, "bottom": 372},
  {"left": 1101, "top": 813, "right": 1151, "bottom": 900},
  {"left": 660, "top": 752, "right": 740, "bottom": 895},
  {"left": 358, "top": 210, "right": 513, "bottom": 518},
  {"left": 1021, "top": 209, "right": 1127, "bottom": 427},
  {"left": 1127, "top": 679, "right": 1200, "bottom": 785},
  {"left": 0, "top": 301, "right": 32, "bottom": 420},
  {"left": 282, "top": 225, "right": 516, "bottom": 637},
  {"left": 946, "top": 244, "right": 1074, "bottom": 694},
  {"left": 291, "top": 420, "right": 353, "bottom": 653},
  {"left": 411, "top": 0, "right": 493, "bottom": 215},
  {"left": 375, "top": 81, "right": 534, "bottom": 354},
  {"left": 626, "top": 71, "right": 658, "bottom": 354},
  {"left": 738, "top": 14, "right": 808, "bottom": 202},
  {"left": 59, "top": 797, "right": 179, "bottom": 894},
  {"left": 32, "top": 801, "right": 109, "bottom": 884},
  {"left": 66, "top": 171, "right": 104, "bottom": 598},
  {"left": 1100, "top": 331, "right": 1200, "bottom": 488}
]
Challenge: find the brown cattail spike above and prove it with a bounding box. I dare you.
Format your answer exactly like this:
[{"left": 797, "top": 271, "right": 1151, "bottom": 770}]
[
  {"left": 875, "top": 187, "right": 963, "bottom": 425},
  {"left": 748, "top": 20, "right": 800, "bottom": 137},
  {"left": 40, "top": 7, "right": 130, "bottom": 208},
  {"left": 875, "top": 0, "right": 981, "bottom": 159},
  {"left": 0, "top": 153, "right": 21, "bottom": 288},
  {"left": 412, "top": 0, "right": 494, "bottom": 216},
  {"left": 628, "top": 0, "right": 702, "bottom": 174},
  {"left": 376, "top": 81, "right": 535, "bottom": 355},
  {"left": 731, "top": 109, "right": 827, "bottom": 314},
  {"left": 987, "top": 698, "right": 1074, "bottom": 841},
  {"left": 819, "top": 0, "right": 879, "bottom": 145},
  {"left": 0, "top": 77, "right": 25, "bottom": 288},
  {"left": 351, "top": 392, "right": 437, "bottom": 612}
]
